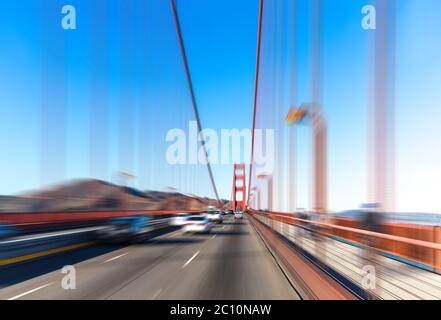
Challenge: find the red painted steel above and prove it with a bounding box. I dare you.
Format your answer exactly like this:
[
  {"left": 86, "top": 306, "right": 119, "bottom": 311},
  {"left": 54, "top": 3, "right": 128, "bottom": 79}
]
[
  {"left": 232, "top": 164, "right": 247, "bottom": 212},
  {"left": 0, "top": 209, "right": 201, "bottom": 226},
  {"left": 252, "top": 210, "right": 441, "bottom": 272}
]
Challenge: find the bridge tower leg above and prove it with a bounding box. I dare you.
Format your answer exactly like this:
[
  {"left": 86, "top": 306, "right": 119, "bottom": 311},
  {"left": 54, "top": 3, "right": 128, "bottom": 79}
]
[{"left": 232, "top": 164, "right": 247, "bottom": 211}]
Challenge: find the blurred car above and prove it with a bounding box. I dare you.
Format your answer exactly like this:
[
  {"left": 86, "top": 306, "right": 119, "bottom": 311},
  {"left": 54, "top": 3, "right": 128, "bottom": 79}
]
[
  {"left": 182, "top": 216, "right": 212, "bottom": 234},
  {"left": 171, "top": 213, "right": 193, "bottom": 226},
  {"left": 234, "top": 211, "right": 244, "bottom": 220},
  {"left": 0, "top": 222, "right": 17, "bottom": 240},
  {"left": 205, "top": 211, "right": 224, "bottom": 224},
  {"left": 96, "top": 215, "right": 154, "bottom": 243},
  {"left": 224, "top": 209, "right": 234, "bottom": 215}
]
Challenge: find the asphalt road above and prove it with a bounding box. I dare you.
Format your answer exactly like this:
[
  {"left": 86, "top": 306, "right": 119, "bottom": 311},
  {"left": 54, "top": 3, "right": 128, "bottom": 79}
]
[{"left": 0, "top": 216, "right": 300, "bottom": 300}]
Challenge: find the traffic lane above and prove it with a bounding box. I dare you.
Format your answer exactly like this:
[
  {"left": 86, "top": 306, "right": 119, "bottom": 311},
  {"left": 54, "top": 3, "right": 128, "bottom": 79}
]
[
  {"left": 0, "top": 226, "right": 179, "bottom": 289},
  {"left": 106, "top": 228, "right": 219, "bottom": 299},
  {"left": 0, "top": 227, "right": 206, "bottom": 300},
  {"left": 107, "top": 217, "right": 299, "bottom": 300},
  {"left": 106, "top": 222, "right": 239, "bottom": 299},
  {"left": 172, "top": 218, "right": 299, "bottom": 299},
  {"left": 209, "top": 220, "right": 300, "bottom": 299},
  {"left": 71, "top": 231, "right": 207, "bottom": 300}
]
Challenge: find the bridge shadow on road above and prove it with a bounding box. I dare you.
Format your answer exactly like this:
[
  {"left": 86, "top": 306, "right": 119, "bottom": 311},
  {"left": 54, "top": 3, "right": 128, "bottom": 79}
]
[
  {"left": 146, "top": 238, "right": 204, "bottom": 245},
  {"left": 222, "top": 221, "right": 247, "bottom": 225},
  {"left": 0, "top": 244, "right": 124, "bottom": 288},
  {"left": 212, "top": 230, "right": 250, "bottom": 236}
]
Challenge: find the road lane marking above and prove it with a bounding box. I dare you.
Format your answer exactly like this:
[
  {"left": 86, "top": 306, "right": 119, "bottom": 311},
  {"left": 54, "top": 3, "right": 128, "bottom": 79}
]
[
  {"left": 152, "top": 289, "right": 162, "bottom": 300},
  {"left": 8, "top": 282, "right": 54, "bottom": 300},
  {"left": 182, "top": 250, "right": 200, "bottom": 269},
  {"left": 0, "top": 242, "right": 94, "bottom": 266},
  {"left": 102, "top": 252, "right": 129, "bottom": 264},
  {"left": 211, "top": 235, "right": 216, "bottom": 239},
  {"left": 0, "top": 228, "right": 101, "bottom": 245}
]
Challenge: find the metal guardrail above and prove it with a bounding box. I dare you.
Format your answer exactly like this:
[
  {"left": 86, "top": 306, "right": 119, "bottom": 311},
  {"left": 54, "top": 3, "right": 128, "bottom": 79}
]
[
  {"left": 271, "top": 213, "right": 441, "bottom": 250},
  {"left": 253, "top": 211, "right": 441, "bottom": 274},
  {"left": 255, "top": 211, "right": 441, "bottom": 272},
  {"left": 0, "top": 210, "right": 201, "bottom": 233},
  {"left": 0, "top": 227, "right": 99, "bottom": 267},
  {"left": 0, "top": 217, "right": 175, "bottom": 268},
  {"left": 251, "top": 211, "right": 441, "bottom": 300},
  {"left": 248, "top": 213, "right": 360, "bottom": 300},
  {"left": 0, "top": 209, "right": 201, "bottom": 224}
]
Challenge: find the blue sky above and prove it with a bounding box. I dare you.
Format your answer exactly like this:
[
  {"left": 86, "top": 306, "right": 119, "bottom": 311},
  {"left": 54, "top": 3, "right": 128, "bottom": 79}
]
[{"left": 0, "top": 0, "right": 440, "bottom": 213}]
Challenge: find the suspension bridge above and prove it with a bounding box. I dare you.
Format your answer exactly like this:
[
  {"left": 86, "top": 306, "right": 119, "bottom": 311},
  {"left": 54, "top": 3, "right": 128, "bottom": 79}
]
[{"left": 1, "top": 0, "right": 441, "bottom": 300}]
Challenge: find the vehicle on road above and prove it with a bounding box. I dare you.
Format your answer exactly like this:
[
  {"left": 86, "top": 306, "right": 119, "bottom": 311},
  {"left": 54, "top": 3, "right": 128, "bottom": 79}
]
[
  {"left": 182, "top": 216, "right": 212, "bottom": 234},
  {"left": 0, "top": 222, "right": 17, "bottom": 239},
  {"left": 234, "top": 211, "right": 244, "bottom": 220},
  {"left": 96, "top": 215, "right": 154, "bottom": 243},
  {"left": 171, "top": 213, "right": 193, "bottom": 226},
  {"left": 205, "top": 211, "right": 224, "bottom": 224},
  {"left": 224, "top": 209, "right": 234, "bottom": 215}
]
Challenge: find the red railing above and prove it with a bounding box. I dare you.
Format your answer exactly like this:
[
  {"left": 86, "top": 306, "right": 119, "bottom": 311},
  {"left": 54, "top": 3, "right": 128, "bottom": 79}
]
[
  {"left": 251, "top": 211, "right": 441, "bottom": 273},
  {"left": 0, "top": 209, "right": 201, "bottom": 227}
]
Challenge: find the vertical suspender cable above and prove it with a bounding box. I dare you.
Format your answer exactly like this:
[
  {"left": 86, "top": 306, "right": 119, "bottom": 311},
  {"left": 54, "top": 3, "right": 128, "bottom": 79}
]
[
  {"left": 170, "top": 0, "right": 222, "bottom": 207},
  {"left": 247, "top": 0, "right": 264, "bottom": 209}
]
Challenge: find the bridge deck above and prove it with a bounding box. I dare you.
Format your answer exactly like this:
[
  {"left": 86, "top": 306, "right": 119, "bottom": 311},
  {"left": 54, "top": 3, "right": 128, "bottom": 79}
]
[{"left": 0, "top": 217, "right": 299, "bottom": 300}]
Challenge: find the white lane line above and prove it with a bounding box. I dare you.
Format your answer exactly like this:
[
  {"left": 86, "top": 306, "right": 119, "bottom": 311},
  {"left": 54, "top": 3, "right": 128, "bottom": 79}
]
[
  {"left": 222, "top": 225, "right": 226, "bottom": 229},
  {"left": 182, "top": 250, "right": 200, "bottom": 269},
  {"left": 102, "top": 252, "right": 129, "bottom": 264},
  {"left": 0, "top": 227, "right": 101, "bottom": 245},
  {"left": 211, "top": 234, "right": 216, "bottom": 239},
  {"left": 8, "top": 282, "right": 54, "bottom": 300},
  {"left": 152, "top": 289, "right": 162, "bottom": 300}
]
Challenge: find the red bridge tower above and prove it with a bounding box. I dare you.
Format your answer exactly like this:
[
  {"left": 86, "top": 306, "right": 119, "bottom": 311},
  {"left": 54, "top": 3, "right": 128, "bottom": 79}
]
[{"left": 232, "top": 164, "right": 247, "bottom": 211}]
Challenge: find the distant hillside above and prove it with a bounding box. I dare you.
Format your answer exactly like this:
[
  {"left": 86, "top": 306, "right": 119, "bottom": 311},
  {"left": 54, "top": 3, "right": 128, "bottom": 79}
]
[{"left": 0, "top": 179, "right": 218, "bottom": 213}]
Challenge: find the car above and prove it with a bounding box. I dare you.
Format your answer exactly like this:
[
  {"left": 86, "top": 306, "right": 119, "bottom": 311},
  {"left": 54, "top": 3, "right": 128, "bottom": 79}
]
[
  {"left": 96, "top": 215, "right": 154, "bottom": 243},
  {"left": 205, "top": 211, "right": 224, "bottom": 224},
  {"left": 224, "top": 209, "right": 234, "bottom": 215},
  {"left": 0, "top": 222, "right": 17, "bottom": 240},
  {"left": 182, "top": 216, "right": 212, "bottom": 234},
  {"left": 234, "top": 212, "right": 244, "bottom": 220},
  {"left": 171, "top": 213, "right": 193, "bottom": 226}
]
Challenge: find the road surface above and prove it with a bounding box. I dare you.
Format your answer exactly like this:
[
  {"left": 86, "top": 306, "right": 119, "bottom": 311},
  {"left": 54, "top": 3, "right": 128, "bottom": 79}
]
[{"left": 0, "top": 216, "right": 300, "bottom": 300}]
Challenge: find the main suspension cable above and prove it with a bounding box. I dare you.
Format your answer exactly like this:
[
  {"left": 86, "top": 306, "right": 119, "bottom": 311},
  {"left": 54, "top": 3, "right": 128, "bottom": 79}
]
[
  {"left": 247, "top": 0, "right": 265, "bottom": 208},
  {"left": 170, "top": 0, "right": 222, "bottom": 207}
]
